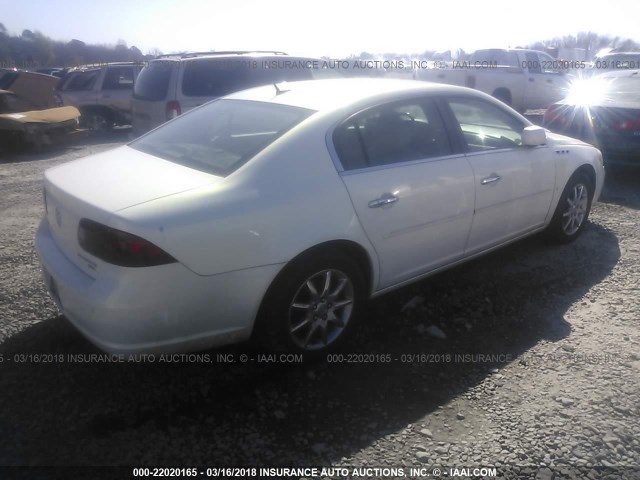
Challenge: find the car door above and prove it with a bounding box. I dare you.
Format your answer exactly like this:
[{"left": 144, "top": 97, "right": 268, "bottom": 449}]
[
  {"left": 99, "top": 66, "right": 138, "bottom": 120},
  {"left": 523, "top": 52, "right": 567, "bottom": 109},
  {"left": 442, "top": 96, "right": 556, "bottom": 255},
  {"left": 333, "top": 97, "right": 475, "bottom": 289},
  {"left": 60, "top": 69, "right": 100, "bottom": 108}
]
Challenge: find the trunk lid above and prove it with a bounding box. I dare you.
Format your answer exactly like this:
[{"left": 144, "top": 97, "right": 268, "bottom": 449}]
[{"left": 43, "top": 145, "right": 221, "bottom": 274}]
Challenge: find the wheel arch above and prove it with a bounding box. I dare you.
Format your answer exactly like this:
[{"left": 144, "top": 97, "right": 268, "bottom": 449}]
[
  {"left": 79, "top": 104, "right": 114, "bottom": 118},
  {"left": 492, "top": 87, "right": 512, "bottom": 106},
  {"left": 573, "top": 164, "right": 597, "bottom": 195},
  {"left": 276, "top": 239, "right": 374, "bottom": 297},
  {"left": 251, "top": 239, "right": 375, "bottom": 345}
]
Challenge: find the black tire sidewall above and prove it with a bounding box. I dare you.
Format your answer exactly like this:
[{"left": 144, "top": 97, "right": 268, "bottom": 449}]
[
  {"left": 255, "top": 252, "right": 366, "bottom": 356},
  {"left": 548, "top": 172, "right": 594, "bottom": 243}
]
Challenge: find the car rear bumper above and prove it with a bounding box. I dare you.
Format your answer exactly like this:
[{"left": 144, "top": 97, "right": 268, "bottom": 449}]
[{"left": 35, "top": 218, "right": 282, "bottom": 354}]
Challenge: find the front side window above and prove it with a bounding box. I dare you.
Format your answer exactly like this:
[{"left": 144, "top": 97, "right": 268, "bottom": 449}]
[
  {"left": 447, "top": 98, "right": 526, "bottom": 152},
  {"left": 333, "top": 98, "right": 452, "bottom": 170},
  {"left": 130, "top": 99, "right": 314, "bottom": 176},
  {"left": 526, "top": 52, "right": 542, "bottom": 74}
]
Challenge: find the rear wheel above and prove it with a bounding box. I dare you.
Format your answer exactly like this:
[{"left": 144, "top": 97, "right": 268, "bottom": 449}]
[
  {"left": 546, "top": 172, "right": 593, "bottom": 243},
  {"left": 492, "top": 88, "right": 512, "bottom": 106},
  {"left": 254, "top": 252, "right": 366, "bottom": 356}
]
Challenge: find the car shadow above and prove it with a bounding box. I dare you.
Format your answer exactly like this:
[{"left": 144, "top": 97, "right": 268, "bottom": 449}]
[{"left": 0, "top": 223, "right": 620, "bottom": 466}]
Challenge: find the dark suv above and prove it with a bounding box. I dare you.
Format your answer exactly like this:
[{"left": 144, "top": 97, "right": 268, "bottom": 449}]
[
  {"left": 55, "top": 62, "right": 144, "bottom": 130},
  {"left": 131, "top": 51, "right": 341, "bottom": 136}
]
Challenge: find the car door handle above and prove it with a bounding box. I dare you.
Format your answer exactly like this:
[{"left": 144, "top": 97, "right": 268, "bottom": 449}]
[
  {"left": 481, "top": 174, "right": 502, "bottom": 185},
  {"left": 368, "top": 195, "right": 399, "bottom": 208}
]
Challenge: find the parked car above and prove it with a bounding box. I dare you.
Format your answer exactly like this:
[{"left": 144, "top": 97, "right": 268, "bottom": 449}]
[
  {"left": 36, "top": 78, "right": 604, "bottom": 355},
  {"left": 55, "top": 62, "right": 144, "bottom": 130},
  {"left": 0, "top": 89, "right": 80, "bottom": 152},
  {"left": 416, "top": 48, "right": 570, "bottom": 112},
  {"left": 131, "top": 51, "right": 342, "bottom": 136},
  {"left": 591, "top": 52, "right": 640, "bottom": 72},
  {"left": 0, "top": 70, "right": 60, "bottom": 108},
  {"left": 35, "top": 67, "right": 68, "bottom": 78},
  {"left": 543, "top": 69, "right": 640, "bottom": 165},
  {"left": 0, "top": 71, "right": 81, "bottom": 152}
]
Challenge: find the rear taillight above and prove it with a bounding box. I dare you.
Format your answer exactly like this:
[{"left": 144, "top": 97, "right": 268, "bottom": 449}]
[
  {"left": 78, "top": 219, "right": 176, "bottom": 267},
  {"left": 166, "top": 101, "right": 181, "bottom": 120},
  {"left": 613, "top": 119, "right": 640, "bottom": 131}
]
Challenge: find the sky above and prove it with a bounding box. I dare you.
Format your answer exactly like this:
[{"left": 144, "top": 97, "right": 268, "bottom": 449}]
[{"left": 1, "top": 0, "right": 639, "bottom": 58}]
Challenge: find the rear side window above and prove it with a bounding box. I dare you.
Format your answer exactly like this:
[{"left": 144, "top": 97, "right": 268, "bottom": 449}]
[
  {"left": 447, "top": 97, "right": 526, "bottom": 151},
  {"left": 181, "top": 59, "right": 313, "bottom": 97},
  {"left": 130, "top": 99, "right": 314, "bottom": 176},
  {"left": 134, "top": 61, "right": 175, "bottom": 100},
  {"left": 102, "top": 66, "right": 135, "bottom": 90},
  {"left": 334, "top": 98, "right": 452, "bottom": 170}
]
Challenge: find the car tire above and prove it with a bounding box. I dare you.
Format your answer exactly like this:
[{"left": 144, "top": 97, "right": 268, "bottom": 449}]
[
  {"left": 546, "top": 172, "right": 594, "bottom": 244},
  {"left": 80, "top": 109, "right": 113, "bottom": 133},
  {"left": 254, "top": 251, "right": 366, "bottom": 357}
]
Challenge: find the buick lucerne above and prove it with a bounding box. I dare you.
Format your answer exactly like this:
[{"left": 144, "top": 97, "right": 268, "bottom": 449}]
[{"left": 36, "top": 79, "right": 605, "bottom": 355}]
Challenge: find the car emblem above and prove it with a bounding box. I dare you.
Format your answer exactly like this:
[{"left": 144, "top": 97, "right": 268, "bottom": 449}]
[{"left": 55, "top": 207, "right": 62, "bottom": 227}]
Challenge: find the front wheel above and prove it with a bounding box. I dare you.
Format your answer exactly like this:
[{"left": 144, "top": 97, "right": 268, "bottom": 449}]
[
  {"left": 80, "top": 109, "right": 113, "bottom": 133},
  {"left": 546, "top": 172, "right": 593, "bottom": 243},
  {"left": 254, "top": 252, "right": 366, "bottom": 356}
]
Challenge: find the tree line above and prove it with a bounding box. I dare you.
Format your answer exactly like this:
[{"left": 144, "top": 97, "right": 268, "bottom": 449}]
[
  {"left": 1, "top": 22, "right": 638, "bottom": 70},
  {"left": 0, "top": 23, "right": 151, "bottom": 69}
]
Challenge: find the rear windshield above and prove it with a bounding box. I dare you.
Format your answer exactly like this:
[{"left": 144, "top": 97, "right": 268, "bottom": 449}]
[
  {"left": 133, "top": 61, "right": 175, "bottom": 100},
  {"left": 181, "top": 58, "right": 334, "bottom": 97},
  {"left": 130, "top": 99, "right": 315, "bottom": 176}
]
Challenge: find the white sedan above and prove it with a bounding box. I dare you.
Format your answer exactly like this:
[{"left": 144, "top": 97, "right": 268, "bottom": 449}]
[{"left": 36, "top": 78, "right": 604, "bottom": 355}]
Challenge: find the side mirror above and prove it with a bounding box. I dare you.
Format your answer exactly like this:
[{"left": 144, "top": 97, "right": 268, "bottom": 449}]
[{"left": 522, "top": 126, "right": 546, "bottom": 146}]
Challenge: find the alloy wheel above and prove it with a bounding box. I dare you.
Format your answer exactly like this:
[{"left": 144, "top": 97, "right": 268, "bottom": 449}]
[
  {"left": 561, "top": 183, "right": 589, "bottom": 236},
  {"left": 287, "top": 269, "right": 354, "bottom": 351}
]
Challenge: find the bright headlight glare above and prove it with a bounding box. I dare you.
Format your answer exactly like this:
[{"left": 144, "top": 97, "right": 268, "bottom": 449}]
[{"left": 566, "top": 78, "right": 610, "bottom": 105}]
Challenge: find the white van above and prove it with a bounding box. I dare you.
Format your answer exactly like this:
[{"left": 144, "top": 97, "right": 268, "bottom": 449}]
[{"left": 132, "top": 51, "right": 341, "bottom": 136}]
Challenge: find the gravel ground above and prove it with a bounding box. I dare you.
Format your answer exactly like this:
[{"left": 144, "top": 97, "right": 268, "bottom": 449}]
[{"left": 0, "top": 134, "right": 639, "bottom": 480}]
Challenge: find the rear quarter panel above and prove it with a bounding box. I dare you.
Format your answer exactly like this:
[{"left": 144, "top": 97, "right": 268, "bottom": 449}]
[{"left": 115, "top": 112, "right": 379, "bottom": 285}]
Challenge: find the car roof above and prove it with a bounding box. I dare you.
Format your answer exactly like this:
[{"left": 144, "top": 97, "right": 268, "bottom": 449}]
[
  {"left": 596, "top": 69, "right": 640, "bottom": 79},
  {"left": 152, "top": 51, "right": 288, "bottom": 62},
  {"left": 223, "top": 78, "right": 478, "bottom": 112},
  {"left": 67, "top": 62, "right": 144, "bottom": 72},
  {"left": 473, "top": 48, "right": 545, "bottom": 54}
]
